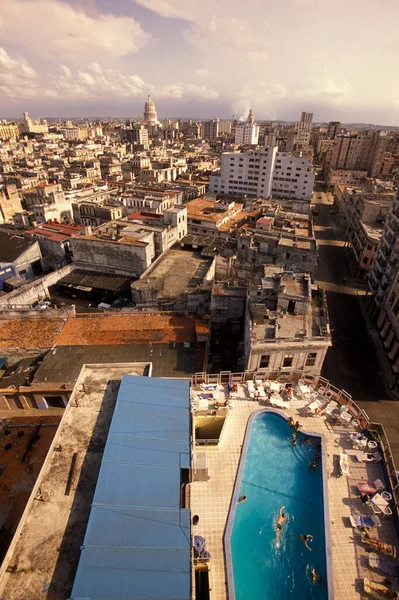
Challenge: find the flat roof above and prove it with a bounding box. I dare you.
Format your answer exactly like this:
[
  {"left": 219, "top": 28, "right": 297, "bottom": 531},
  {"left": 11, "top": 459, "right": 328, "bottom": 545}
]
[
  {"left": 54, "top": 314, "right": 209, "bottom": 346},
  {"left": 0, "top": 364, "right": 148, "bottom": 599},
  {"left": 0, "top": 318, "right": 66, "bottom": 350},
  {"left": 131, "top": 249, "right": 212, "bottom": 300},
  {"left": 70, "top": 375, "right": 191, "bottom": 600},
  {"left": 33, "top": 342, "right": 203, "bottom": 383},
  {"left": 0, "top": 231, "right": 37, "bottom": 263},
  {"left": 57, "top": 269, "right": 132, "bottom": 294}
]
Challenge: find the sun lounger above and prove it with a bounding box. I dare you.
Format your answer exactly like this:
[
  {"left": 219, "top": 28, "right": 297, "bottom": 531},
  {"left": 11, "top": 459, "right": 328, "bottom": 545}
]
[
  {"left": 362, "top": 535, "right": 397, "bottom": 558},
  {"left": 256, "top": 385, "right": 268, "bottom": 398},
  {"left": 247, "top": 380, "right": 256, "bottom": 398},
  {"left": 363, "top": 578, "right": 398, "bottom": 599},
  {"left": 324, "top": 400, "right": 338, "bottom": 415},
  {"left": 357, "top": 479, "right": 384, "bottom": 496},
  {"left": 353, "top": 451, "right": 382, "bottom": 463},
  {"left": 269, "top": 395, "right": 290, "bottom": 409},
  {"left": 339, "top": 453, "right": 350, "bottom": 476},
  {"left": 369, "top": 552, "right": 399, "bottom": 577},
  {"left": 349, "top": 513, "right": 381, "bottom": 529}
]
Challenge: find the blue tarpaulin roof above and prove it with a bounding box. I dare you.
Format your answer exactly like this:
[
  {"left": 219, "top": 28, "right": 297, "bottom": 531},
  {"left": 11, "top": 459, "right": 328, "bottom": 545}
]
[{"left": 70, "top": 375, "right": 191, "bottom": 600}]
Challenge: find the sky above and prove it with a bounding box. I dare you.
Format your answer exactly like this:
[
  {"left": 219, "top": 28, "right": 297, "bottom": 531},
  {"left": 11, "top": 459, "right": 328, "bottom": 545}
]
[{"left": 0, "top": 0, "right": 399, "bottom": 124}]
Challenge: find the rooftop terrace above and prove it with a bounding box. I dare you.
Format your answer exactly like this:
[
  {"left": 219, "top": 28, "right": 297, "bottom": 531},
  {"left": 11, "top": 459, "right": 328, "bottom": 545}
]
[{"left": 190, "top": 371, "right": 399, "bottom": 600}]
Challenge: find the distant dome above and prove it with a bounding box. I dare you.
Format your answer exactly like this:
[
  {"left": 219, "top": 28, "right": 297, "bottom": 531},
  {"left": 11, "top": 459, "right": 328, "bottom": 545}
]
[{"left": 143, "top": 95, "right": 158, "bottom": 124}]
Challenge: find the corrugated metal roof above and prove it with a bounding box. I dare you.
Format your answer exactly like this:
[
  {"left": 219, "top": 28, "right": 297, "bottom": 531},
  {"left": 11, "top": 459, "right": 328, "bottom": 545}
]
[{"left": 70, "top": 375, "right": 191, "bottom": 600}]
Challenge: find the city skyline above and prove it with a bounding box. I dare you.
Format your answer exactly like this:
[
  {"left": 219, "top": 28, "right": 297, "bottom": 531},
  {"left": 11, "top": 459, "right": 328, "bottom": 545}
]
[{"left": 1, "top": 0, "right": 399, "bottom": 125}]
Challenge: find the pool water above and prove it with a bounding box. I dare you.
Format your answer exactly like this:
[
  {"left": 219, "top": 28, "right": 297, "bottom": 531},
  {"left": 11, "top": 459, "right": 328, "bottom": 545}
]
[{"left": 229, "top": 412, "right": 328, "bottom": 600}]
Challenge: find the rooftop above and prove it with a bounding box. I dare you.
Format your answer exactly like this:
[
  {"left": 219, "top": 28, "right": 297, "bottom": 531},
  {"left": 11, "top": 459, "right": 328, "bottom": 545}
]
[
  {"left": 0, "top": 364, "right": 148, "bottom": 600},
  {"left": 56, "top": 268, "right": 133, "bottom": 294},
  {"left": 0, "top": 318, "right": 66, "bottom": 351},
  {"left": 32, "top": 342, "right": 202, "bottom": 383},
  {"left": 70, "top": 375, "right": 191, "bottom": 600},
  {"left": 131, "top": 249, "right": 213, "bottom": 301},
  {"left": 186, "top": 197, "right": 242, "bottom": 224},
  {"left": 0, "top": 414, "right": 61, "bottom": 564},
  {"left": 54, "top": 313, "right": 209, "bottom": 346},
  {"left": 190, "top": 372, "right": 399, "bottom": 600},
  {"left": 29, "top": 223, "right": 85, "bottom": 244},
  {"left": 0, "top": 231, "right": 37, "bottom": 263}
]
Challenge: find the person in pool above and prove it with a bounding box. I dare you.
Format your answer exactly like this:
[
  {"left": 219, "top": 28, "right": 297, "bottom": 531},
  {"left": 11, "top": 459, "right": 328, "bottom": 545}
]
[
  {"left": 311, "top": 567, "right": 321, "bottom": 583},
  {"left": 291, "top": 432, "right": 297, "bottom": 446},
  {"left": 299, "top": 534, "right": 313, "bottom": 551},
  {"left": 276, "top": 506, "right": 286, "bottom": 539},
  {"left": 309, "top": 460, "right": 317, "bottom": 470},
  {"left": 238, "top": 494, "right": 247, "bottom": 503}
]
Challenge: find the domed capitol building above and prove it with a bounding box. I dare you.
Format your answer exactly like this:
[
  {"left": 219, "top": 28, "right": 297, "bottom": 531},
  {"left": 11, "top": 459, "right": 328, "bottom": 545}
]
[{"left": 143, "top": 95, "right": 159, "bottom": 125}]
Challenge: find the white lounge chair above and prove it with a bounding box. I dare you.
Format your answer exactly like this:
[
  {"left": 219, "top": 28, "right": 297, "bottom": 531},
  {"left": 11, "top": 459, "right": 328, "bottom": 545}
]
[
  {"left": 324, "top": 400, "right": 338, "bottom": 415},
  {"left": 269, "top": 395, "right": 290, "bottom": 409},
  {"left": 247, "top": 380, "right": 256, "bottom": 398}
]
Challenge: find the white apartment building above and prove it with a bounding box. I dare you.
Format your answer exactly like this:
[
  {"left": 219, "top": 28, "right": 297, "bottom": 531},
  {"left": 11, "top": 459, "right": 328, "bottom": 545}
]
[
  {"left": 271, "top": 153, "right": 315, "bottom": 202},
  {"left": 210, "top": 148, "right": 314, "bottom": 201},
  {"left": 209, "top": 147, "right": 278, "bottom": 198},
  {"left": 234, "top": 110, "right": 259, "bottom": 146}
]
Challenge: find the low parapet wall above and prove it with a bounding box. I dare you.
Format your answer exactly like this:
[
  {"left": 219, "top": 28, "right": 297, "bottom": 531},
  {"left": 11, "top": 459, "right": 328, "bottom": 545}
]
[{"left": 0, "top": 265, "right": 74, "bottom": 307}]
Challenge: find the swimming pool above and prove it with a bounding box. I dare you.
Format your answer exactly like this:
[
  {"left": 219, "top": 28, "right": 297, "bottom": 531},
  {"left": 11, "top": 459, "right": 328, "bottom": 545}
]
[{"left": 225, "top": 411, "right": 332, "bottom": 600}]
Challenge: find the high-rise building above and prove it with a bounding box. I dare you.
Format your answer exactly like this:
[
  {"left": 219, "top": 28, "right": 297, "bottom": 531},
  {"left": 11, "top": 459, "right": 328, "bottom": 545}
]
[
  {"left": 327, "top": 121, "right": 341, "bottom": 139},
  {"left": 328, "top": 131, "right": 388, "bottom": 176},
  {"left": 209, "top": 147, "right": 278, "bottom": 198},
  {"left": 218, "top": 120, "right": 232, "bottom": 135},
  {"left": 299, "top": 112, "right": 313, "bottom": 131},
  {"left": 202, "top": 119, "right": 219, "bottom": 141},
  {"left": 143, "top": 95, "right": 159, "bottom": 125},
  {"left": 271, "top": 153, "right": 315, "bottom": 201},
  {"left": 368, "top": 186, "right": 399, "bottom": 372},
  {"left": 234, "top": 110, "right": 260, "bottom": 146}
]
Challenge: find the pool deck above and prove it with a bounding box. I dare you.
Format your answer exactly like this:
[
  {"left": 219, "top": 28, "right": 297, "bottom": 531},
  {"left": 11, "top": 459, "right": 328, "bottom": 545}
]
[{"left": 190, "top": 384, "right": 399, "bottom": 600}]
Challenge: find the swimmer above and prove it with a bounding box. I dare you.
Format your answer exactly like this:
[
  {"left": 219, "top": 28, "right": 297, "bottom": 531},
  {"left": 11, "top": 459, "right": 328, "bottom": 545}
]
[
  {"left": 305, "top": 438, "right": 311, "bottom": 446},
  {"left": 309, "top": 460, "right": 317, "bottom": 470},
  {"left": 276, "top": 506, "right": 286, "bottom": 539},
  {"left": 291, "top": 432, "right": 297, "bottom": 446},
  {"left": 311, "top": 568, "right": 321, "bottom": 583},
  {"left": 238, "top": 494, "right": 247, "bottom": 503},
  {"left": 299, "top": 534, "right": 313, "bottom": 551},
  {"left": 294, "top": 421, "right": 302, "bottom": 432}
]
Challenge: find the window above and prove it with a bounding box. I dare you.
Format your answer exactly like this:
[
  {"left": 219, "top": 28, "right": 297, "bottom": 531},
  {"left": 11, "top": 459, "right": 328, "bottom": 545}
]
[
  {"left": 260, "top": 354, "right": 270, "bottom": 368},
  {"left": 362, "top": 256, "right": 368, "bottom": 264},
  {"left": 286, "top": 252, "right": 291, "bottom": 259},
  {"left": 305, "top": 352, "right": 317, "bottom": 367},
  {"left": 283, "top": 354, "right": 293, "bottom": 367}
]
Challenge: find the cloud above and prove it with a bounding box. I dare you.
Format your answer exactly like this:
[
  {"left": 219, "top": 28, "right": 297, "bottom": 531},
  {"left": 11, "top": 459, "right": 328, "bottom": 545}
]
[
  {"left": 0, "top": 49, "right": 218, "bottom": 105},
  {"left": 295, "top": 79, "right": 353, "bottom": 103},
  {"left": 0, "top": 0, "right": 149, "bottom": 66},
  {"left": 195, "top": 68, "right": 209, "bottom": 77},
  {"left": 0, "top": 47, "right": 57, "bottom": 99},
  {"left": 134, "top": 0, "right": 194, "bottom": 20},
  {"left": 160, "top": 83, "right": 218, "bottom": 99}
]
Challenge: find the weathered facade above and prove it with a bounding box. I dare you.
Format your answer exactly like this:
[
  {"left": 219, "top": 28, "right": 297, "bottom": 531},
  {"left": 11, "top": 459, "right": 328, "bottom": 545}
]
[{"left": 245, "top": 269, "right": 331, "bottom": 374}]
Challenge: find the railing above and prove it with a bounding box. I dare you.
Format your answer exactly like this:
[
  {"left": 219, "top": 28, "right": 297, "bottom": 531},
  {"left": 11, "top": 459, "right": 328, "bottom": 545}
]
[
  {"left": 195, "top": 438, "right": 219, "bottom": 447},
  {"left": 191, "top": 370, "right": 399, "bottom": 523}
]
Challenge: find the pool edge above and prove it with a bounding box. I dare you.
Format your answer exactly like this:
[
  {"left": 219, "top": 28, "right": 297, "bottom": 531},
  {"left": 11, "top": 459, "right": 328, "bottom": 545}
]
[{"left": 223, "top": 409, "right": 335, "bottom": 600}]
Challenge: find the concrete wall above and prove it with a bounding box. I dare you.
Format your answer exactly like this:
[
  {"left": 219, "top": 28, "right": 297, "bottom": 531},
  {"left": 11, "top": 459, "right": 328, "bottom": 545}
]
[
  {"left": 0, "top": 264, "right": 74, "bottom": 306},
  {"left": 71, "top": 236, "right": 154, "bottom": 277}
]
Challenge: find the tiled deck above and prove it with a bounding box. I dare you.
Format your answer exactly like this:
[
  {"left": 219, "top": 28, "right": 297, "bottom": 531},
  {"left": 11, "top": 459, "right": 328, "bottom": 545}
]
[{"left": 190, "top": 383, "right": 399, "bottom": 600}]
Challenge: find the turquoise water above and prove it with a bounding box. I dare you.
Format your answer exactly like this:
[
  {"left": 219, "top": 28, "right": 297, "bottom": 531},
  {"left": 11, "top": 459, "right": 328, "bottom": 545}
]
[{"left": 229, "top": 412, "right": 328, "bottom": 600}]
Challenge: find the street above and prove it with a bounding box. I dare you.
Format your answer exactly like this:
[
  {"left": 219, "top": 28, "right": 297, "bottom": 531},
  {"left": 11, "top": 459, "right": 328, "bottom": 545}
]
[{"left": 312, "top": 189, "right": 399, "bottom": 462}]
